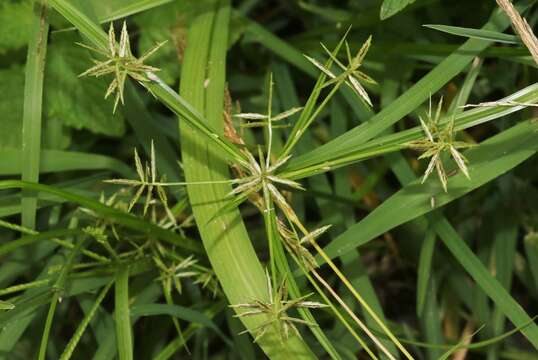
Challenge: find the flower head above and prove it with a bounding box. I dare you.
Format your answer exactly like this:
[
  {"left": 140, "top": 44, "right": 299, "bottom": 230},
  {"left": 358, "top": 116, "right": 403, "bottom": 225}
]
[
  {"left": 230, "top": 271, "right": 327, "bottom": 342},
  {"left": 153, "top": 255, "right": 198, "bottom": 295},
  {"left": 305, "top": 35, "right": 376, "bottom": 106},
  {"left": 79, "top": 22, "right": 166, "bottom": 113},
  {"left": 226, "top": 75, "right": 305, "bottom": 227},
  {"left": 409, "top": 97, "right": 474, "bottom": 192},
  {"left": 104, "top": 140, "right": 176, "bottom": 225}
]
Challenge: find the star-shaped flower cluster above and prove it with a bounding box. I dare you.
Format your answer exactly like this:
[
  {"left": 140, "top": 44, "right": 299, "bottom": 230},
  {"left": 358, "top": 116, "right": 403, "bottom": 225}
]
[
  {"left": 305, "top": 35, "right": 376, "bottom": 107},
  {"left": 230, "top": 272, "right": 327, "bottom": 342},
  {"left": 79, "top": 22, "right": 165, "bottom": 112},
  {"left": 104, "top": 141, "right": 175, "bottom": 226},
  {"left": 225, "top": 76, "right": 306, "bottom": 228},
  {"left": 409, "top": 97, "right": 474, "bottom": 192},
  {"left": 153, "top": 255, "right": 198, "bottom": 295}
]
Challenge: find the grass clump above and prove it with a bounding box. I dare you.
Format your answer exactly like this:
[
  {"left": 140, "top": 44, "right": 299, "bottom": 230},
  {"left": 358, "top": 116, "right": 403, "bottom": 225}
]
[{"left": 2, "top": 0, "right": 538, "bottom": 359}]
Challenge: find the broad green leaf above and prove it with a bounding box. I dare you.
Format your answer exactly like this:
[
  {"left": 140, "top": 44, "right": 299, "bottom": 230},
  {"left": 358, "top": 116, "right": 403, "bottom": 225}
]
[
  {"left": 380, "top": 0, "right": 416, "bottom": 20},
  {"left": 45, "top": 33, "right": 125, "bottom": 136},
  {"left": 0, "top": 66, "right": 25, "bottom": 148},
  {"left": 0, "top": 0, "right": 32, "bottom": 53}
]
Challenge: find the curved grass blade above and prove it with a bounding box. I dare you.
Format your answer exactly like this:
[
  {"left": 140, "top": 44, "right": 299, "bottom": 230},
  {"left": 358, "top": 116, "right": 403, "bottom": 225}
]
[
  {"left": 178, "top": 1, "right": 314, "bottom": 357},
  {"left": 1, "top": 149, "right": 133, "bottom": 177},
  {"left": 90, "top": 0, "right": 173, "bottom": 23},
  {"left": 0, "top": 228, "right": 82, "bottom": 258},
  {"left": 0, "top": 180, "right": 201, "bottom": 253}
]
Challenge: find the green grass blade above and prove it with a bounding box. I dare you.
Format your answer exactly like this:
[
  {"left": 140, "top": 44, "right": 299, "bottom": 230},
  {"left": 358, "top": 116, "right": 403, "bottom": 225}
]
[
  {"left": 416, "top": 227, "right": 436, "bottom": 316},
  {"left": 284, "top": 80, "right": 538, "bottom": 180},
  {"left": 487, "top": 214, "right": 518, "bottom": 358},
  {"left": 0, "top": 180, "right": 201, "bottom": 253},
  {"left": 1, "top": 148, "right": 133, "bottom": 177},
  {"left": 0, "top": 228, "right": 81, "bottom": 258},
  {"left": 524, "top": 233, "right": 538, "bottom": 291},
  {"left": 89, "top": 0, "right": 173, "bottom": 22},
  {"left": 21, "top": 0, "right": 49, "bottom": 230},
  {"left": 130, "top": 303, "right": 231, "bottom": 345},
  {"left": 38, "top": 237, "right": 86, "bottom": 360},
  {"left": 320, "top": 119, "right": 538, "bottom": 347},
  {"left": 430, "top": 215, "right": 538, "bottom": 348},
  {"left": 423, "top": 24, "right": 520, "bottom": 44},
  {"left": 324, "top": 118, "right": 538, "bottom": 261},
  {"left": 115, "top": 265, "right": 133, "bottom": 360},
  {"left": 420, "top": 277, "right": 444, "bottom": 359},
  {"left": 37, "top": 295, "right": 59, "bottom": 360},
  {"left": 178, "top": 1, "right": 314, "bottom": 357}
]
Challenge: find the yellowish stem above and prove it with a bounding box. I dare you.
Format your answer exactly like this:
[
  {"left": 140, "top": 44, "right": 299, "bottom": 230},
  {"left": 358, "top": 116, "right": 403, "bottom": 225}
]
[{"left": 310, "top": 239, "right": 414, "bottom": 360}]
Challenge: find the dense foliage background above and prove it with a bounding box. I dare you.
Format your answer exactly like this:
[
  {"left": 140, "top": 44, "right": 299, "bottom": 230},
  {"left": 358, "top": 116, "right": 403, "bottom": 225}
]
[{"left": 2, "top": 0, "right": 538, "bottom": 359}]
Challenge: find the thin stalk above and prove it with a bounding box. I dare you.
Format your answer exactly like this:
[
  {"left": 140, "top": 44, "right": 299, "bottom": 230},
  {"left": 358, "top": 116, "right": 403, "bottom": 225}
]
[
  {"left": 262, "top": 182, "right": 278, "bottom": 292},
  {"left": 59, "top": 281, "right": 113, "bottom": 360},
  {"left": 309, "top": 239, "right": 413, "bottom": 359},
  {"left": 279, "top": 29, "right": 350, "bottom": 159},
  {"left": 311, "top": 269, "right": 387, "bottom": 359},
  {"left": 280, "top": 80, "right": 344, "bottom": 160},
  {"left": 0, "top": 279, "right": 50, "bottom": 296},
  {"left": 115, "top": 264, "right": 133, "bottom": 360},
  {"left": 38, "top": 237, "right": 87, "bottom": 360},
  {"left": 284, "top": 246, "right": 376, "bottom": 357}
]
